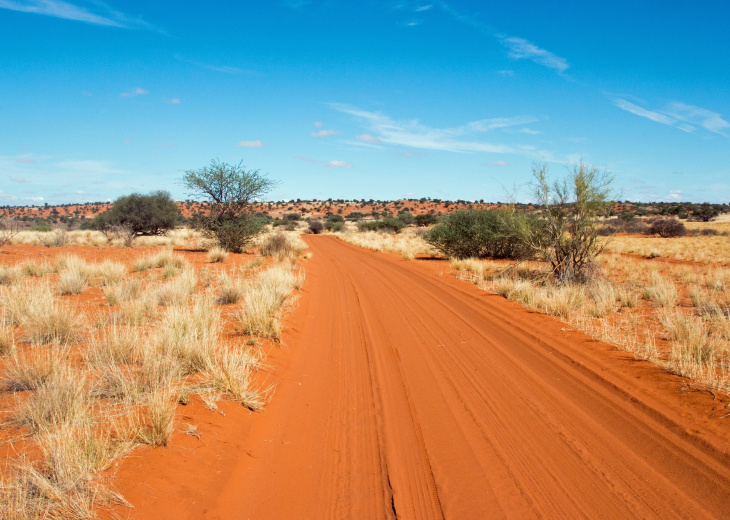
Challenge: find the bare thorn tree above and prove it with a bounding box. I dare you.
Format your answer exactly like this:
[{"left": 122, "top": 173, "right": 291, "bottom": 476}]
[{"left": 0, "top": 218, "right": 20, "bottom": 248}]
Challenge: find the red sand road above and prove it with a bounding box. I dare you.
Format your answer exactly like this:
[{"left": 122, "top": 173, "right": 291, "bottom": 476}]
[{"left": 111, "top": 235, "right": 730, "bottom": 519}]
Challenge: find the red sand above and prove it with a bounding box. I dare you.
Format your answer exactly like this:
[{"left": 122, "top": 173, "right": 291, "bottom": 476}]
[{"left": 106, "top": 236, "right": 730, "bottom": 519}]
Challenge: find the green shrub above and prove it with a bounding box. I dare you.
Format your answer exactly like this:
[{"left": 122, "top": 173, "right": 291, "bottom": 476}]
[
  {"left": 425, "top": 209, "right": 536, "bottom": 260},
  {"left": 307, "top": 220, "right": 324, "bottom": 234},
  {"left": 357, "top": 217, "right": 405, "bottom": 233},
  {"left": 94, "top": 191, "right": 180, "bottom": 236},
  {"left": 649, "top": 217, "right": 685, "bottom": 237},
  {"left": 324, "top": 221, "right": 343, "bottom": 232},
  {"left": 414, "top": 214, "right": 438, "bottom": 227},
  {"left": 397, "top": 211, "right": 415, "bottom": 225}
]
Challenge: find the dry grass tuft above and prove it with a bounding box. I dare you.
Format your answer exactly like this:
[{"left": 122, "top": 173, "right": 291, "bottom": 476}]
[
  {"left": 207, "top": 247, "right": 228, "bottom": 263},
  {"left": 643, "top": 272, "right": 678, "bottom": 308},
  {"left": 237, "top": 264, "right": 301, "bottom": 339},
  {"left": 0, "top": 326, "right": 14, "bottom": 356},
  {"left": 133, "top": 249, "right": 185, "bottom": 272},
  {"left": 154, "top": 267, "right": 197, "bottom": 307},
  {"left": 0, "top": 264, "right": 23, "bottom": 286},
  {"left": 2, "top": 282, "right": 85, "bottom": 344},
  {"left": 3, "top": 348, "right": 64, "bottom": 392},
  {"left": 203, "top": 348, "right": 264, "bottom": 411},
  {"left": 136, "top": 389, "right": 177, "bottom": 446},
  {"left": 258, "top": 231, "right": 308, "bottom": 260},
  {"left": 15, "top": 365, "right": 88, "bottom": 434}
]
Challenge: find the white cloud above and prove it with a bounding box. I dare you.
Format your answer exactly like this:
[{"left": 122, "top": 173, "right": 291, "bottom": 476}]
[
  {"left": 313, "top": 121, "right": 323, "bottom": 128},
  {"left": 667, "top": 190, "right": 683, "bottom": 200},
  {"left": 0, "top": 0, "right": 154, "bottom": 29},
  {"left": 237, "top": 140, "right": 264, "bottom": 148},
  {"left": 168, "top": 98, "right": 180, "bottom": 104},
  {"left": 483, "top": 161, "right": 509, "bottom": 166},
  {"left": 497, "top": 70, "right": 514, "bottom": 76},
  {"left": 330, "top": 103, "right": 528, "bottom": 154},
  {"left": 415, "top": 4, "right": 433, "bottom": 11},
  {"left": 664, "top": 102, "right": 729, "bottom": 135},
  {"left": 173, "top": 55, "right": 257, "bottom": 76},
  {"left": 613, "top": 98, "right": 677, "bottom": 126},
  {"left": 500, "top": 36, "right": 569, "bottom": 72},
  {"left": 311, "top": 129, "right": 339, "bottom": 137},
  {"left": 56, "top": 159, "right": 123, "bottom": 174},
  {"left": 519, "top": 128, "right": 541, "bottom": 135},
  {"left": 120, "top": 87, "right": 148, "bottom": 98},
  {"left": 325, "top": 160, "right": 353, "bottom": 168},
  {"left": 296, "top": 156, "right": 322, "bottom": 164},
  {"left": 611, "top": 97, "right": 730, "bottom": 137},
  {"left": 355, "top": 133, "right": 382, "bottom": 144}
]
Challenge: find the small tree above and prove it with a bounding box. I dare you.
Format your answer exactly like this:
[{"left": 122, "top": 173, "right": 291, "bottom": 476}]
[
  {"left": 522, "top": 161, "right": 613, "bottom": 283},
  {"left": 182, "top": 160, "right": 277, "bottom": 252}
]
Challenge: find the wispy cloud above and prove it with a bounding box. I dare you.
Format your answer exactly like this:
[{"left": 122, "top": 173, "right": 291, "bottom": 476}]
[
  {"left": 415, "top": 4, "right": 433, "bottom": 11},
  {"left": 56, "top": 159, "right": 124, "bottom": 174},
  {"left": 296, "top": 156, "right": 322, "bottom": 164},
  {"left": 174, "top": 55, "right": 257, "bottom": 76},
  {"left": 612, "top": 98, "right": 728, "bottom": 136},
  {"left": 355, "top": 133, "right": 382, "bottom": 144},
  {"left": 311, "top": 129, "right": 339, "bottom": 137},
  {"left": 325, "top": 160, "right": 353, "bottom": 168},
  {"left": 120, "top": 87, "right": 148, "bottom": 98},
  {"left": 613, "top": 98, "right": 676, "bottom": 126},
  {"left": 483, "top": 161, "right": 509, "bottom": 166},
  {"left": 331, "top": 103, "right": 536, "bottom": 154},
  {"left": 499, "top": 36, "right": 569, "bottom": 72},
  {"left": 237, "top": 140, "right": 264, "bottom": 148},
  {"left": 0, "top": 0, "right": 155, "bottom": 30},
  {"left": 665, "top": 102, "right": 729, "bottom": 135}
]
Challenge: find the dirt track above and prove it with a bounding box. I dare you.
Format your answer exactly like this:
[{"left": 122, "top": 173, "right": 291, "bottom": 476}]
[{"left": 112, "top": 235, "right": 730, "bottom": 519}]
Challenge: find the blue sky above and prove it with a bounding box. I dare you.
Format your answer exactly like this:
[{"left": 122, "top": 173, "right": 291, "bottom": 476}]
[{"left": 1, "top": 1, "right": 728, "bottom": 205}]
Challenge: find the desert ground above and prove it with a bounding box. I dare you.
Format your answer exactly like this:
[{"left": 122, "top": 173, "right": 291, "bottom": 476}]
[{"left": 1, "top": 219, "right": 730, "bottom": 519}]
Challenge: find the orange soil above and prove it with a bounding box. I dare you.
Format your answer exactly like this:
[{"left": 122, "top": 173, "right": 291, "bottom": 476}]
[{"left": 101, "top": 236, "right": 730, "bottom": 519}]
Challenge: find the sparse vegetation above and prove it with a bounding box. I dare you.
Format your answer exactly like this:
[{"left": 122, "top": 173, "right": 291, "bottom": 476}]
[{"left": 0, "top": 228, "right": 308, "bottom": 517}]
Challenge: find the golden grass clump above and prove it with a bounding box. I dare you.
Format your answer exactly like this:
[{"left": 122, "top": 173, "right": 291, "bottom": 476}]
[
  {"left": 151, "top": 296, "right": 219, "bottom": 374},
  {"left": 153, "top": 267, "right": 197, "bottom": 306},
  {"left": 96, "top": 260, "right": 126, "bottom": 286},
  {"left": 217, "top": 272, "right": 245, "bottom": 304},
  {"left": 0, "top": 264, "right": 23, "bottom": 286},
  {"left": 3, "top": 348, "right": 64, "bottom": 392},
  {"left": 2, "top": 282, "right": 84, "bottom": 344},
  {"left": 237, "top": 264, "right": 302, "bottom": 339},
  {"left": 204, "top": 348, "right": 264, "bottom": 411},
  {"left": 336, "top": 228, "right": 437, "bottom": 260},
  {"left": 643, "top": 272, "right": 678, "bottom": 308},
  {"left": 135, "top": 389, "right": 177, "bottom": 447},
  {"left": 0, "top": 326, "right": 14, "bottom": 356},
  {"left": 133, "top": 248, "right": 185, "bottom": 272},
  {"left": 258, "top": 231, "right": 308, "bottom": 260},
  {"left": 208, "top": 247, "right": 229, "bottom": 263},
  {"left": 103, "top": 278, "right": 142, "bottom": 306},
  {"left": 15, "top": 365, "right": 88, "bottom": 434}
]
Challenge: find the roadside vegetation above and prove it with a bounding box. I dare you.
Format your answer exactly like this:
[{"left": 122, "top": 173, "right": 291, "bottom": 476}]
[
  {"left": 327, "top": 162, "right": 730, "bottom": 395},
  {"left": 0, "top": 226, "right": 307, "bottom": 519}
]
